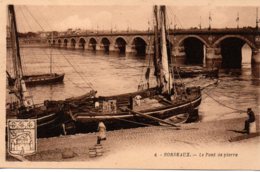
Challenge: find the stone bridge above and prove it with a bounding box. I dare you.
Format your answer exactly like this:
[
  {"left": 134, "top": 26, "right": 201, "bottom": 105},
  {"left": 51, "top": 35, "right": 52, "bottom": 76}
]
[{"left": 49, "top": 28, "right": 260, "bottom": 68}]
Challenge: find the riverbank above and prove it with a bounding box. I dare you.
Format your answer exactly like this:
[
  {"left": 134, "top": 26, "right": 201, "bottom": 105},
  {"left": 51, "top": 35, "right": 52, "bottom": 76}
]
[{"left": 6, "top": 116, "right": 260, "bottom": 169}]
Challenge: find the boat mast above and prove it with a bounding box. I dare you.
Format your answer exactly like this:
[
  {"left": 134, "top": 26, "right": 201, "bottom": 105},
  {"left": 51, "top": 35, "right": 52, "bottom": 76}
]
[
  {"left": 256, "top": 8, "right": 259, "bottom": 29},
  {"left": 8, "top": 5, "right": 34, "bottom": 109},
  {"left": 9, "top": 5, "right": 24, "bottom": 99},
  {"left": 153, "top": 5, "right": 163, "bottom": 88},
  {"left": 50, "top": 31, "right": 53, "bottom": 74}
]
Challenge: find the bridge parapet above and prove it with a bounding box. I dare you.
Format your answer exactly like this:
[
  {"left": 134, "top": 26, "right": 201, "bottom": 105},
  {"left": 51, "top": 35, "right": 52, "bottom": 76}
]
[{"left": 252, "top": 35, "right": 260, "bottom": 64}]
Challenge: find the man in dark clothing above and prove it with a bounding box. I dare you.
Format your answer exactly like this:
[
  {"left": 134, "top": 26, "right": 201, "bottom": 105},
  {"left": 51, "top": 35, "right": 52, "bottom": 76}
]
[{"left": 244, "top": 108, "right": 255, "bottom": 134}]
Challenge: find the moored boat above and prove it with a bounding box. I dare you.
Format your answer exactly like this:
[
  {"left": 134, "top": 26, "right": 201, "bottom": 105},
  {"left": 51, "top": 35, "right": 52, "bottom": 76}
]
[
  {"left": 23, "top": 73, "right": 65, "bottom": 86},
  {"left": 174, "top": 66, "right": 219, "bottom": 78}
]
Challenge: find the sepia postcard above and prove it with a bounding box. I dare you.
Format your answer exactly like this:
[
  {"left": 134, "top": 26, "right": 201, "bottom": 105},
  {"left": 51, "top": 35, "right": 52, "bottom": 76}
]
[{"left": 0, "top": 0, "right": 260, "bottom": 169}]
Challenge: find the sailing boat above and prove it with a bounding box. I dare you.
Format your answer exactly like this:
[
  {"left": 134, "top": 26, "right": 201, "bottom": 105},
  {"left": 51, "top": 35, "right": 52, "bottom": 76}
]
[
  {"left": 53, "top": 5, "right": 202, "bottom": 133},
  {"left": 6, "top": 5, "right": 65, "bottom": 137},
  {"left": 6, "top": 7, "right": 64, "bottom": 87}
]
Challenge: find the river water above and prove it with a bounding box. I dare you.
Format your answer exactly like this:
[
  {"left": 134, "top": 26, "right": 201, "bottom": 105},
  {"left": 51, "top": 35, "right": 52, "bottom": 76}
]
[{"left": 6, "top": 46, "right": 260, "bottom": 122}]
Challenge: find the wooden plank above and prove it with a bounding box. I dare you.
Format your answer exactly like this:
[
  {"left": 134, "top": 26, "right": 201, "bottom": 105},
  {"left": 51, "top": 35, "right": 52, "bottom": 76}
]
[{"left": 120, "top": 107, "right": 180, "bottom": 128}]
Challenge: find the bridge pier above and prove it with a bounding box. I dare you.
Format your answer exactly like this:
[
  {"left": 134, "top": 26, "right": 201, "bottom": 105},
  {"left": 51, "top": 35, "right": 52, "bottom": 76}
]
[
  {"left": 87, "top": 44, "right": 97, "bottom": 51},
  {"left": 99, "top": 44, "right": 105, "bottom": 51},
  {"left": 95, "top": 43, "right": 101, "bottom": 51},
  {"left": 74, "top": 43, "right": 79, "bottom": 49},
  {"left": 172, "top": 46, "right": 186, "bottom": 64},
  {"left": 126, "top": 45, "right": 133, "bottom": 53},
  {"left": 252, "top": 53, "right": 260, "bottom": 78},
  {"left": 113, "top": 45, "right": 120, "bottom": 53},
  {"left": 109, "top": 45, "right": 116, "bottom": 52},
  {"left": 112, "top": 45, "right": 133, "bottom": 54},
  {"left": 146, "top": 45, "right": 154, "bottom": 54},
  {"left": 252, "top": 49, "right": 260, "bottom": 64},
  {"left": 205, "top": 47, "right": 222, "bottom": 68},
  {"left": 62, "top": 43, "right": 68, "bottom": 49},
  {"left": 252, "top": 37, "right": 260, "bottom": 64}
]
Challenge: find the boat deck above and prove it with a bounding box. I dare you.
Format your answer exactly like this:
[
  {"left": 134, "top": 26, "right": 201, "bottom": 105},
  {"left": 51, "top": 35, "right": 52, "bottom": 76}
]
[{"left": 133, "top": 98, "right": 166, "bottom": 111}]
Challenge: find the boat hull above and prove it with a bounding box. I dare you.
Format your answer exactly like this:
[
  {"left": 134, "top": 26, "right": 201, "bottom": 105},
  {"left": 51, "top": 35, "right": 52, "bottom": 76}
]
[
  {"left": 23, "top": 73, "right": 65, "bottom": 86},
  {"left": 6, "top": 104, "right": 65, "bottom": 138},
  {"left": 72, "top": 95, "right": 201, "bottom": 123},
  {"left": 174, "top": 66, "right": 219, "bottom": 78},
  {"left": 64, "top": 86, "right": 202, "bottom": 128}
]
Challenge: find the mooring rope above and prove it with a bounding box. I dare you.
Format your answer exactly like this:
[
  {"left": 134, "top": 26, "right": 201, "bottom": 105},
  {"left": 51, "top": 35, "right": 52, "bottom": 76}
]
[{"left": 203, "top": 90, "right": 246, "bottom": 113}]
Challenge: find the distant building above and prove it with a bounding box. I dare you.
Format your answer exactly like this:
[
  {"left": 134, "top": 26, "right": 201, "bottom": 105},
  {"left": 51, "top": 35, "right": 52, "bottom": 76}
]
[{"left": 66, "top": 28, "right": 73, "bottom": 35}]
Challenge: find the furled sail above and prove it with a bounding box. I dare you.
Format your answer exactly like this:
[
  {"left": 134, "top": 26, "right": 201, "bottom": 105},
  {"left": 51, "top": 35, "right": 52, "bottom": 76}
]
[
  {"left": 153, "top": 5, "right": 172, "bottom": 94},
  {"left": 160, "top": 6, "right": 172, "bottom": 94}
]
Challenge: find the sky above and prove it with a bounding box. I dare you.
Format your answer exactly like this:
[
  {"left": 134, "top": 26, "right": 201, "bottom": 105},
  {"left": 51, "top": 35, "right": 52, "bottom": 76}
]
[{"left": 12, "top": 5, "right": 260, "bottom": 32}]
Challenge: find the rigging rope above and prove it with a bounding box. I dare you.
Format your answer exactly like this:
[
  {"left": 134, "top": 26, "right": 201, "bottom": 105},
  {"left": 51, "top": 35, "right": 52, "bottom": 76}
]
[
  {"left": 138, "top": 25, "right": 153, "bottom": 88},
  {"left": 167, "top": 7, "right": 183, "bottom": 29},
  {"left": 40, "top": 48, "right": 90, "bottom": 93},
  {"left": 165, "top": 8, "right": 184, "bottom": 97},
  {"left": 15, "top": 8, "right": 89, "bottom": 95},
  {"left": 16, "top": 7, "right": 31, "bottom": 74},
  {"left": 57, "top": 50, "right": 95, "bottom": 90},
  {"left": 61, "top": 53, "right": 95, "bottom": 86},
  {"left": 17, "top": 6, "right": 31, "bottom": 32},
  {"left": 23, "top": 6, "right": 45, "bottom": 31}
]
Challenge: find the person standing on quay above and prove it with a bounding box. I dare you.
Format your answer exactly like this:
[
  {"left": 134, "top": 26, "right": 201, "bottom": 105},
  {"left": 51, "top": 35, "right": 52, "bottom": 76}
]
[
  {"left": 244, "top": 108, "right": 255, "bottom": 134},
  {"left": 97, "top": 122, "right": 106, "bottom": 144}
]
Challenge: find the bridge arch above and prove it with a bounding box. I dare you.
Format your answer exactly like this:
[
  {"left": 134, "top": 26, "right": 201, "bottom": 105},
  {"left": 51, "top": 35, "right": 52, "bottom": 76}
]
[
  {"left": 64, "top": 39, "right": 68, "bottom": 48},
  {"left": 57, "top": 39, "right": 62, "bottom": 47},
  {"left": 177, "top": 35, "right": 209, "bottom": 47},
  {"left": 88, "top": 37, "right": 97, "bottom": 51},
  {"left": 178, "top": 35, "right": 208, "bottom": 64},
  {"left": 78, "top": 37, "right": 86, "bottom": 50},
  {"left": 131, "top": 36, "right": 147, "bottom": 56},
  {"left": 213, "top": 35, "right": 256, "bottom": 49},
  {"left": 115, "top": 37, "right": 127, "bottom": 54},
  {"left": 70, "top": 38, "right": 76, "bottom": 49},
  {"left": 130, "top": 36, "right": 148, "bottom": 46},
  {"left": 214, "top": 35, "right": 255, "bottom": 68},
  {"left": 100, "top": 37, "right": 111, "bottom": 53}
]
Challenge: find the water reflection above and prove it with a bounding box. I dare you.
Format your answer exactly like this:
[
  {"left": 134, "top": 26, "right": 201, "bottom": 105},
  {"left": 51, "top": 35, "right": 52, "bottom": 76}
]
[{"left": 252, "top": 64, "right": 260, "bottom": 78}]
